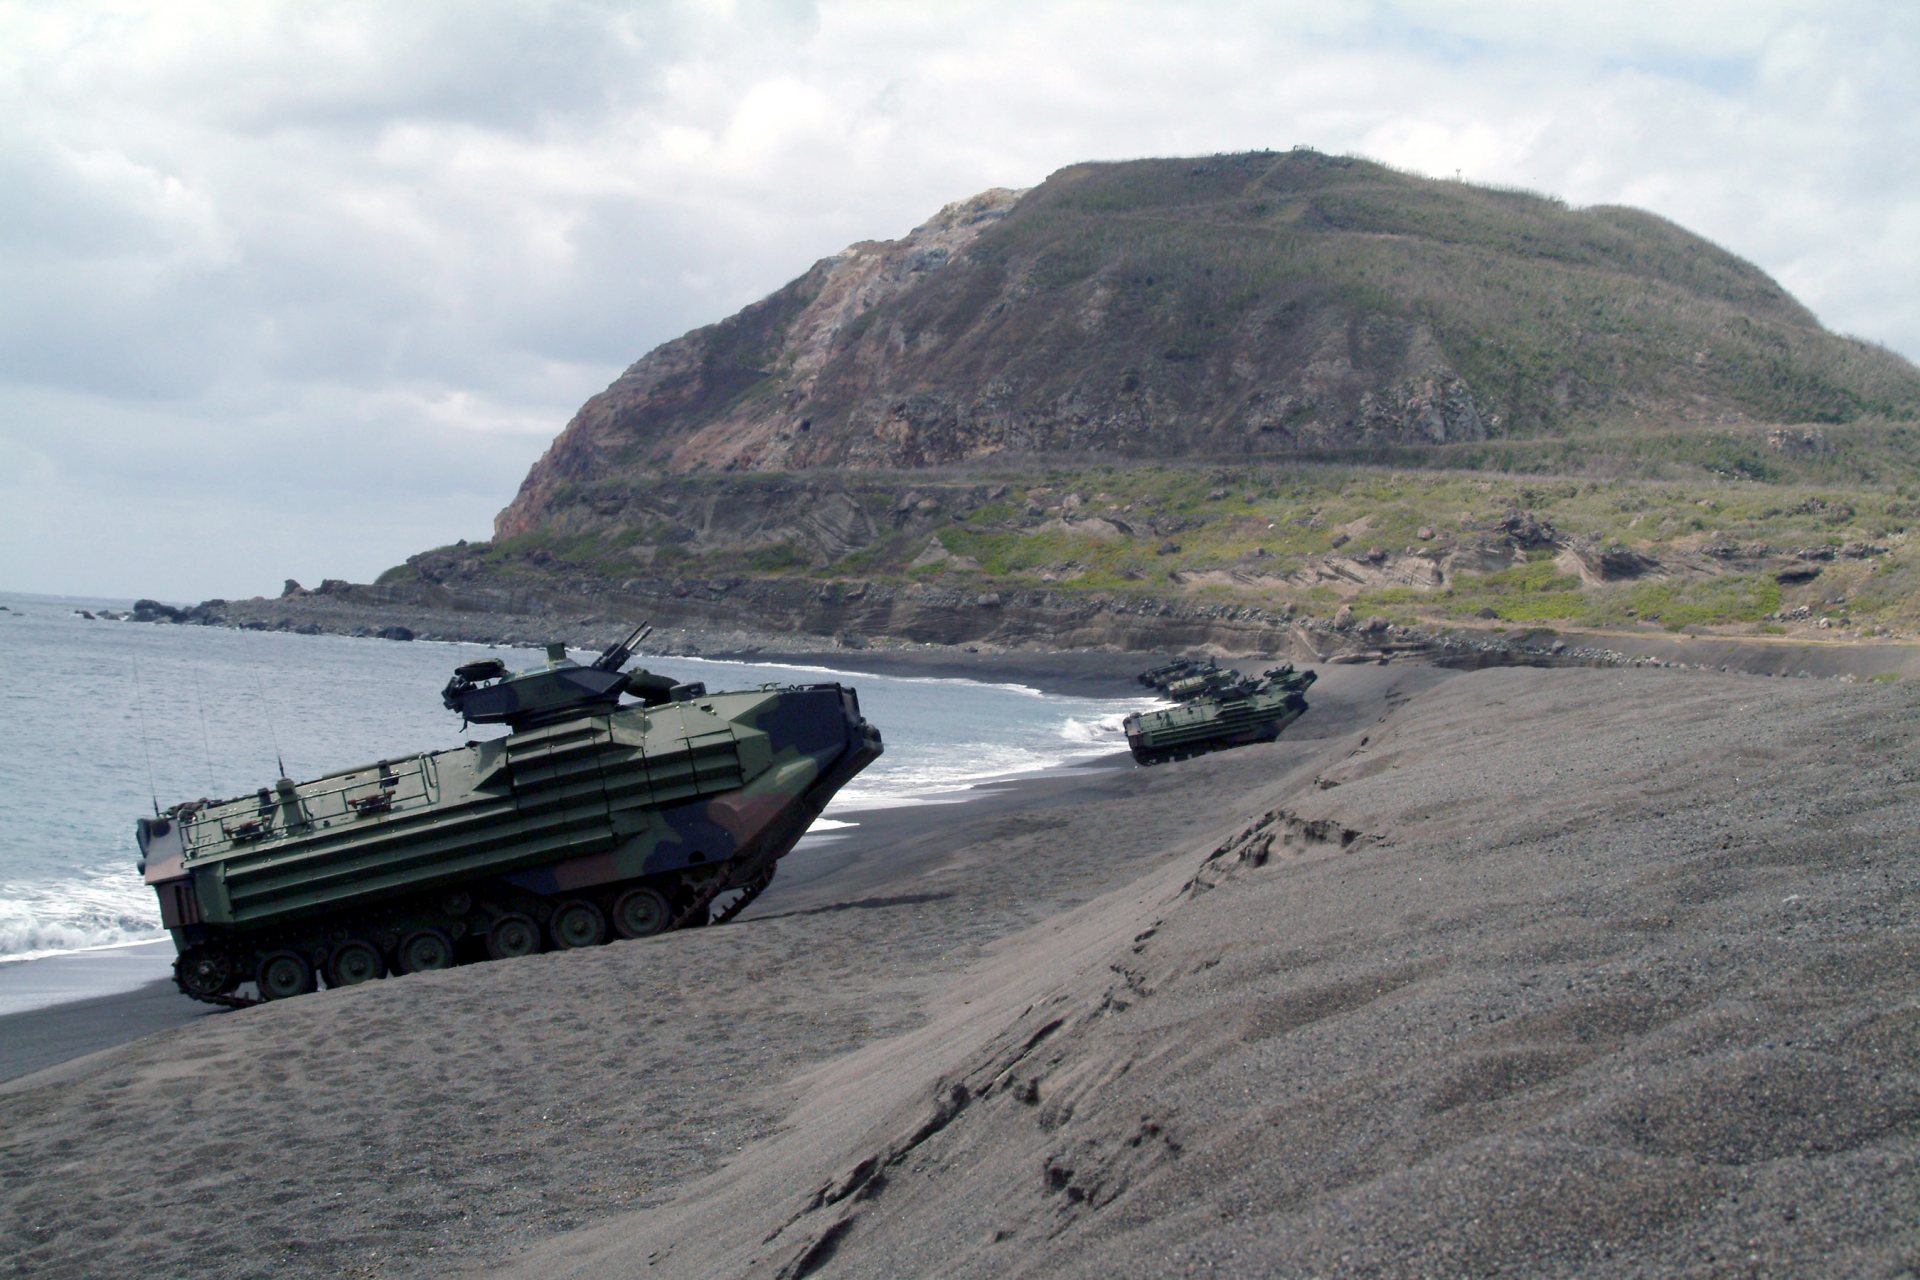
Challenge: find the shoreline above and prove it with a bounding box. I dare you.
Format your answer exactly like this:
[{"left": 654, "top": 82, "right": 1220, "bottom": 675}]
[
  {"left": 63, "top": 580, "right": 1920, "bottom": 685},
  {"left": 0, "top": 939, "right": 177, "bottom": 1018},
  {"left": 0, "top": 650, "right": 1425, "bottom": 1085},
  {"left": 5, "top": 610, "right": 1904, "bottom": 1068},
  {"left": 0, "top": 620, "right": 1160, "bottom": 1030},
  {"left": 22, "top": 583, "right": 1920, "bottom": 692},
  {"left": 0, "top": 748, "right": 1140, "bottom": 1084},
  {"left": 7, "top": 609, "right": 1818, "bottom": 1029}
]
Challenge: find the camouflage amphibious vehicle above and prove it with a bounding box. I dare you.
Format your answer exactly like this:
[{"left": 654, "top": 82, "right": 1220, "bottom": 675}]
[
  {"left": 137, "top": 626, "right": 882, "bottom": 1005},
  {"left": 1137, "top": 656, "right": 1209, "bottom": 690},
  {"left": 1163, "top": 660, "right": 1241, "bottom": 702},
  {"left": 1123, "top": 664, "right": 1317, "bottom": 765}
]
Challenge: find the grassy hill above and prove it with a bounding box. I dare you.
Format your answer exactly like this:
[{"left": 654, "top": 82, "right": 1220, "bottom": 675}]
[
  {"left": 854, "top": 152, "right": 1913, "bottom": 439},
  {"left": 425, "top": 152, "right": 1920, "bottom": 646}
]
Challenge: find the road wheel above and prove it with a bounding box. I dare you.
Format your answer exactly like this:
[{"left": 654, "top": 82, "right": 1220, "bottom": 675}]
[
  {"left": 327, "top": 939, "right": 387, "bottom": 987},
  {"left": 611, "top": 886, "right": 672, "bottom": 939},
  {"left": 256, "top": 950, "right": 316, "bottom": 1000},
  {"left": 175, "top": 946, "right": 237, "bottom": 1000},
  {"left": 548, "top": 899, "right": 606, "bottom": 950},
  {"left": 485, "top": 913, "right": 542, "bottom": 961},
  {"left": 396, "top": 928, "right": 455, "bottom": 974}
]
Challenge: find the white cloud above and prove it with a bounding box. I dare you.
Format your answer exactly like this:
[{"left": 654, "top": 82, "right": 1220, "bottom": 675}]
[{"left": 0, "top": 0, "right": 1915, "bottom": 599}]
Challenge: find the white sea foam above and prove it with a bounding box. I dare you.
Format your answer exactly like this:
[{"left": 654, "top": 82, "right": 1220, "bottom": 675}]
[
  {"left": 825, "top": 707, "right": 1138, "bottom": 813},
  {"left": 825, "top": 785, "right": 993, "bottom": 812},
  {"left": 0, "top": 870, "right": 165, "bottom": 964},
  {"left": 1057, "top": 701, "right": 1158, "bottom": 744},
  {"left": 665, "top": 654, "right": 1049, "bottom": 699}
]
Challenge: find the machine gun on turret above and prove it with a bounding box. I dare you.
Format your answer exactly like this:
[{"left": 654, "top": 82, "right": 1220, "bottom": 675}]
[{"left": 440, "top": 623, "right": 703, "bottom": 731}]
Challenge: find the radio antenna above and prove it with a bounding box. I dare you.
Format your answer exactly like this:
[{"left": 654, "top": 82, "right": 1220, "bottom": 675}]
[
  {"left": 191, "top": 663, "right": 217, "bottom": 794},
  {"left": 132, "top": 653, "right": 160, "bottom": 816},
  {"left": 253, "top": 669, "right": 288, "bottom": 780}
]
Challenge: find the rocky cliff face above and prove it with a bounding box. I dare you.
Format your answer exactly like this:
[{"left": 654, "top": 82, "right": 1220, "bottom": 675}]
[{"left": 496, "top": 189, "right": 1026, "bottom": 538}]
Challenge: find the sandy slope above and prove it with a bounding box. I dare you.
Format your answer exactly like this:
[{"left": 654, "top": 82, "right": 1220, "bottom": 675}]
[{"left": 3, "top": 665, "right": 1916, "bottom": 1279}]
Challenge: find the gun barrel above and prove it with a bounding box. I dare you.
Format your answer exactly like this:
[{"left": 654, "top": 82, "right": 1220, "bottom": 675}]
[{"left": 593, "top": 623, "right": 653, "bottom": 671}]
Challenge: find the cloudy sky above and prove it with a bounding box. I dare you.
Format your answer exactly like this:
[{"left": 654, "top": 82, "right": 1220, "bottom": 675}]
[{"left": 3, "top": 0, "right": 1915, "bottom": 601}]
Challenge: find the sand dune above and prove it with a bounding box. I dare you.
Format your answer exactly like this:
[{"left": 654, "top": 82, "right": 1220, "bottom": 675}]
[{"left": 3, "top": 665, "right": 1916, "bottom": 1278}]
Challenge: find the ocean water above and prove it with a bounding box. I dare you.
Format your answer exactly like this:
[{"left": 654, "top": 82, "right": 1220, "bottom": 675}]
[{"left": 0, "top": 592, "right": 1156, "bottom": 965}]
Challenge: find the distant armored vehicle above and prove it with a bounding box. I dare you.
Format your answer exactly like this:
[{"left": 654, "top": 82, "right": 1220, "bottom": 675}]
[
  {"left": 137, "top": 626, "right": 882, "bottom": 1004},
  {"left": 1163, "top": 661, "right": 1242, "bottom": 702},
  {"left": 1137, "top": 656, "right": 1209, "bottom": 690},
  {"left": 1123, "top": 665, "right": 1316, "bottom": 765}
]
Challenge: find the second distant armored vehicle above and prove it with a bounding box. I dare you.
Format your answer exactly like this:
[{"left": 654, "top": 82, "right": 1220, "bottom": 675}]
[
  {"left": 137, "top": 626, "right": 882, "bottom": 1005},
  {"left": 1124, "top": 664, "right": 1317, "bottom": 765},
  {"left": 1137, "top": 656, "right": 1209, "bottom": 690},
  {"left": 1164, "top": 661, "right": 1242, "bottom": 702}
]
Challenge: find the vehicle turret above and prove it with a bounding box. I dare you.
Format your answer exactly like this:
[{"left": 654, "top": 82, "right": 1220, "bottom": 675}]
[{"left": 440, "top": 624, "right": 707, "bottom": 730}]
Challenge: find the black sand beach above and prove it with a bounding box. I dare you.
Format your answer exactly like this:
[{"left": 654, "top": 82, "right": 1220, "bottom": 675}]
[
  {"left": 0, "top": 955, "right": 211, "bottom": 1090},
  {"left": 3, "top": 661, "right": 1916, "bottom": 1279}
]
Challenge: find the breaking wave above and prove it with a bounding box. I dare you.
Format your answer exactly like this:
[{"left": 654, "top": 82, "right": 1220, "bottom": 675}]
[
  {"left": 0, "top": 867, "right": 165, "bottom": 964},
  {"left": 1056, "top": 702, "right": 1156, "bottom": 745}
]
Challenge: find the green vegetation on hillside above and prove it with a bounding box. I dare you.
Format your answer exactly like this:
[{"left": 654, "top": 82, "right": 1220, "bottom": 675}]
[
  {"left": 443, "top": 438, "right": 1920, "bottom": 638},
  {"left": 930, "top": 150, "right": 1920, "bottom": 437}
]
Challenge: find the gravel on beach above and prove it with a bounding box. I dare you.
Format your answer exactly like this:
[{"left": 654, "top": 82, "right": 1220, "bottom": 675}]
[{"left": 2, "top": 663, "right": 1916, "bottom": 1279}]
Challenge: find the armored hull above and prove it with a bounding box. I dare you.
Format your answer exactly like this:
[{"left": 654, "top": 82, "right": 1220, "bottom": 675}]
[
  {"left": 138, "top": 632, "right": 881, "bottom": 1004},
  {"left": 1123, "top": 666, "right": 1316, "bottom": 765}
]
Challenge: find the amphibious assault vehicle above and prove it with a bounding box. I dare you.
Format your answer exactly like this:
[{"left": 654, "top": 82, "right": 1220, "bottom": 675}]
[
  {"left": 1137, "top": 656, "right": 1209, "bottom": 690},
  {"left": 1123, "top": 664, "right": 1317, "bottom": 765},
  {"left": 137, "top": 626, "right": 882, "bottom": 1005},
  {"left": 1163, "top": 661, "right": 1242, "bottom": 702}
]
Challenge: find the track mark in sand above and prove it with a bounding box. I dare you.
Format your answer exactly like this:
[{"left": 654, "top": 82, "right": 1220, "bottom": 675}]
[
  {"left": 1094, "top": 959, "right": 1157, "bottom": 1019},
  {"left": 764, "top": 1014, "right": 1073, "bottom": 1269},
  {"left": 1579, "top": 1050, "right": 1920, "bottom": 1166},
  {"left": 979, "top": 1014, "right": 1071, "bottom": 1111},
  {"left": 1839, "top": 1004, "right": 1920, "bottom": 1067},
  {"left": 1312, "top": 685, "right": 1418, "bottom": 787},
  {"left": 1037, "top": 1112, "right": 1185, "bottom": 1233},
  {"left": 1477, "top": 990, "right": 1673, "bottom": 1050},
  {"left": 763, "top": 800, "right": 1371, "bottom": 1268},
  {"left": 765, "top": 1082, "right": 975, "bottom": 1270},
  {"left": 1415, "top": 990, "right": 1692, "bottom": 1118},
  {"left": 1419, "top": 1046, "right": 1591, "bottom": 1114},
  {"left": 1184, "top": 807, "right": 1374, "bottom": 896},
  {"left": 1240, "top": 958, "right": 1445, "bottom": 1041},
  {"left": 757, "top": 891, "right": 956, "bottom": 921},
  {"left": 776, "top": 1217, "right": 854, "bottom": 1280}
]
